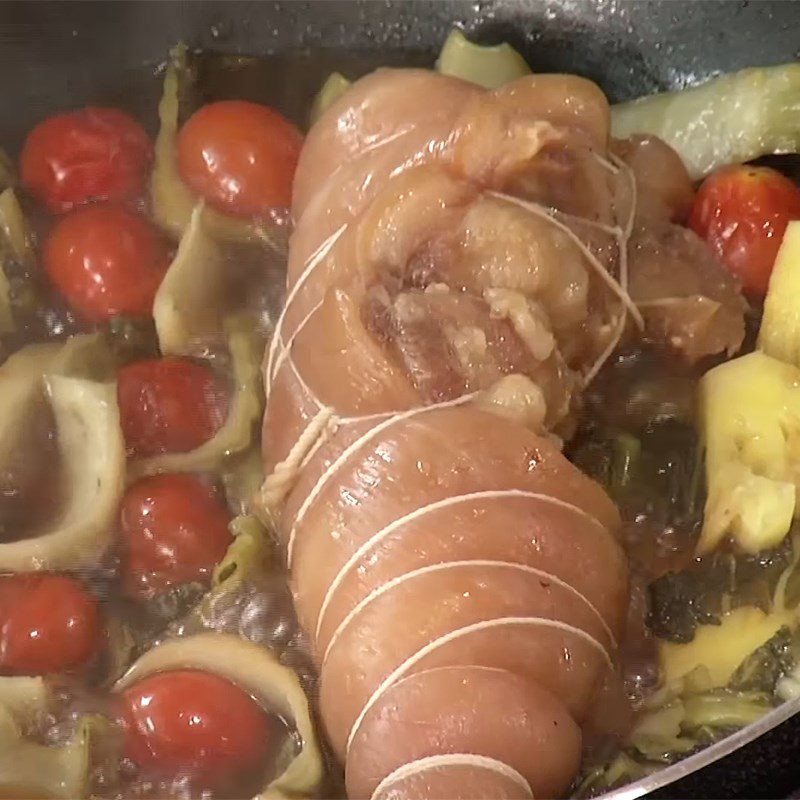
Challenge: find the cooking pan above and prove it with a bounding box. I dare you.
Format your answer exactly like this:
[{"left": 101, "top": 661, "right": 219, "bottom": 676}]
[{"left": 1, "top": 1, "right": 800, "bottom": 797}]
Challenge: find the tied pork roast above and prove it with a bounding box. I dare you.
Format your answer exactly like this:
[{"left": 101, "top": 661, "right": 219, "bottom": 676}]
[{"left": 258, "top": 69, "right": 746, "bottom": 799}]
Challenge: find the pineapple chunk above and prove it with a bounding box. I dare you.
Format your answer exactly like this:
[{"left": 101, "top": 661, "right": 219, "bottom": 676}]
[
  {"left": 699, "top": 350, "right": 800, "bottom": 555},
  {"left": 309, "top": 72, "right": 351, "bottom": 125},
  {"left": 661, "top": 605, "right": 796, "bottom": 690},
  {"left": 759, "top": 220, "right": 800, "bottom": 366}
]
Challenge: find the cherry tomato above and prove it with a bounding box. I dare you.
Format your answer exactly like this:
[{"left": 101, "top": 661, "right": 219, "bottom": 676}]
[
  {"left": 117, "top": 357, "right": 229, "bottom": 458},
  {"left": 177, "top": 100, "right": 302, "bottom": 216},
  {"left": 20, "top": 107, "right": 152, "bottom": 213},
  {"left": 689, "top": 164, "right": 800, "bottom": 297},
  {"left": 0, "top": 573, "right": 99, "bottom": 675},
  {"left": 120, "top": 474, "right": 233, "bottom": 598},
  {"left": 120, "top": 669, "right": 270, "bottom": 783},
  {"left": 43, "top": 205, "right": 170, "bottom": 323}
]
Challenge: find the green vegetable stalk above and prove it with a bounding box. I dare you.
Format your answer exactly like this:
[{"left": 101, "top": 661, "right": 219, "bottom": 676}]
[
  {"left": 308, "top": 28, "right": 531, "bottom": 131},
  {"left": 309, "top": 72, "right": 351, "bottom": 125},
  {"left": 436, "top": 29, "right": 531, "bottom": 89},
  {"left": 648, "top": 545, "right": 792, "bottom": 643},
  {"left": 151, "top": 45, "right": 280, "bottom": 245},
  {"left": 682, "top": 690, "right": 773, "bottom": 730},
  {"left": 0, "top": 708, "right": 112, "bottom": 800},
  {"left": 0, "top": 187, "right": 34, "bottom": 334},
  {"left": 610, "top": 433, "right": 641, "bottom": 492},
  {"left": 611, "top": 63, "right": 800, "bottom": 179},
  {"left": 728, "top": 626, "right": 800, "bottom": 693}
]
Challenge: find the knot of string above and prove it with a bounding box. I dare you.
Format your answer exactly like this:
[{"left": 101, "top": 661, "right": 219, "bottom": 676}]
[
  {"left": 256, "top": 405, "right": 337, "bottom": 515},
  {"left": 488, "top": 151, "right": 639, "bottom": 387},
  {"left": 259, "top": 149, "right": 640, "bottom": 521}
]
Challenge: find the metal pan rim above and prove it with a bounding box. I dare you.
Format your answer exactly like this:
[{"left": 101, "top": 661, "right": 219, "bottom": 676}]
[{"left": 599, "top": 694, "right": 800, "bottom": 799}]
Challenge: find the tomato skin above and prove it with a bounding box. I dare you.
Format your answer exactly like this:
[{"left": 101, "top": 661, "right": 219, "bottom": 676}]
[
  {"left": 43, "top": 205, "right": 170, "bottom": 323},
  {"left": 689, "top": 165, "right": 800, "bottom": 297},
  {"left": 177, "top": 100, "right": 302, "bottom": 216},
  {"left": 0, "top": 573, "right": 99, "bottom": 676},
  {"left": 120, "top": 474, "right": 233, "bottom": 598},
  {"left": 117, "top": 357, "right": 229, "bottom": 458},
  {"left": 120, "top": 669, "right": 270, "bottom": 782},
  {"left": 20, "top": 107, "right": 152, "bottom": 213}
]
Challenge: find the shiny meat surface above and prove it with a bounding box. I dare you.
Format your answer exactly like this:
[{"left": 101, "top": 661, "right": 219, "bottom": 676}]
[{"left": 263, "top": 68, "right": 642, "bottom": 800}]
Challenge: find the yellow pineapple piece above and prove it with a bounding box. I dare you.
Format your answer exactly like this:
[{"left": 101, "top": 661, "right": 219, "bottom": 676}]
[
  {"left": 660, "top": 605, "right": 796, "bottom": 690},
  {"left": 759, "top": 220, "right": 800, "bottom": 366},
  {"left": 699, "top": 350, "right": 800, "bottom": 555}
]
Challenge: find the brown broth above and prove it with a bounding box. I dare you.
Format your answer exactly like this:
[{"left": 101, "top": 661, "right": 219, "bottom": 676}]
[{"left": 0, "top": 49, "right": 326, "bottom": 795}]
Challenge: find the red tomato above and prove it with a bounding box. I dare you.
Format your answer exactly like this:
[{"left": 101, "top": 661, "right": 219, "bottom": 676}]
[
  {"left": 20, "top": 107, "right": 152, "bottom": 213},
  {"left": 43, "top": 205, "right": 171, "bottom": 322},
  {"left": 116, "top": 357, "right": 229, "bottom": 458},
  {"left": 177, "top": 100, "right": 302, "bottom": 216},
  {"left": 0, "top": 573, "right": 99, "bottom": 675},
  {"left": 689, "top": 165, "right": 800, "bottom": 296},
  {"left": 120, "top": 474, "right": 233, "bottom": 598},
  {"left": 120, "top": 669, "right": 270, "bottom": 783}
]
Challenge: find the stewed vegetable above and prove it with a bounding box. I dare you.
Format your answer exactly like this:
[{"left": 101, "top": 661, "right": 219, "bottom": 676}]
[
  {"left": 119, "top": 474, "right": 233, "bottom": 599},
  {"left": 4, "top": 24, "right": 800, "bottom": 800},
  {"left": 0, "top": 573, "right": 100, "bottom": 675},
  {"left": 20, "top": 107, "right": 153, "bottom": 212},
  {"left": 689, "top": 165, "right": 800, "bottom": 296},
  {"left": 43, "top": 205, "right": 171, "bottom": 322},
  {"left": 116, "top": 357, "right": 229, "bottom": 458},
  {"left": 119, "top": 669, "right": 271, "bottom": 783},
  {"left": 0, "top": 40, "right": 318, "bottom": 800},
  {"left": 177, "top": 100, "right": 303, "bottom": 215}
]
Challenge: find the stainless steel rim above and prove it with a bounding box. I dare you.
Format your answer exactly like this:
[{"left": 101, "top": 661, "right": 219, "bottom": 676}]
[{"left": 600, "top": 695, "right": 800, "bottom": 799}]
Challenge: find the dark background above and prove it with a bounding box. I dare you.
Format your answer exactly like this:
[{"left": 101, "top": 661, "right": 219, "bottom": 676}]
[{"left": 0, "top": 0, "right": 799, "bottom": 151}]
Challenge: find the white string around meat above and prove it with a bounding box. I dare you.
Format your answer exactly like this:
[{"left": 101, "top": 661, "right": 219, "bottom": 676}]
[
  {"left": 371, "top": 754, "right": 533, "bottom": 800},
  {"left": 285, "top": 391, "right": 476, "bottom": 566},
  {"left": 393, "top": 663, "right": 517, "bottom": 684},
  {"left": 583, "top": 211, "right": 631, "bottom": 386},
  {"left": 259, "top": 358, "right": 478, "bottom": 519},
  {"left": 262, "top": 144, "right": 639, "bottom": 569},
  {"left": 286, "top": 352, "right": 323, "bottom": 412},
  {"left": 489, "top": 151, "right": 639, "bottom": 387},
  {"left": 267, "top": 122, "right": 426, "bottom": 399},
  {"left": 321, "top": 558, "right": 617, "bottom": 664},
  {"left": 314, "top": 488, "right": 611, "bottom": 643},
  {"left": 488, "top": 191, "right": 643, "bottom": 330},
  {"left": 265, "top": 223, "right": 347, "bottom": 400},
  {"left": 366, "top": 665, "right": 536, "bottom": 798},
  {"left": 345, "top": 615, "right": 613, "bottom": 755},
  {"left": 268, "top": 299, "right": 324, "bottom": 393},
  {"left": 260, "top": 190, "right": 486, "bottom": 518},
  {"left": 257, "top": 406, "right": 336, "bottom": 512},
  {"left": 578, "top": 153, "right": 638, "bottom": 386},
  {"left": 609, "top": 151, "right": 638, "bottom": 240},
  {"left": 257, "top": 224, "right": 345, "bottom": 513}
]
